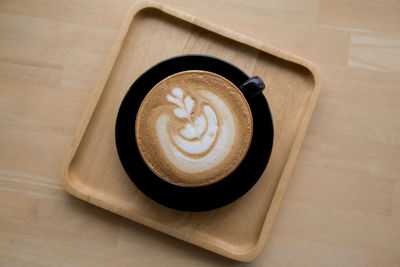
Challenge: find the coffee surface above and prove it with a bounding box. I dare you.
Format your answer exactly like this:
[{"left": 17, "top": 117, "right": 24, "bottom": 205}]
[{"left": 135, "top": 71, "right": 253, "bottom": 187}]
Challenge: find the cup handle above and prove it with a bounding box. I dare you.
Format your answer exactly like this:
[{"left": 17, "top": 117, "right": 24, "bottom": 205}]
[{"left": 239, "top": 76, "right": 265, "bottom": 100}]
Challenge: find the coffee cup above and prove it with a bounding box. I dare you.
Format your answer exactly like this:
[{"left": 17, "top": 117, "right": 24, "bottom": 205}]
[
  {"left": 116, "top": 55, "right": 273, "bottom": 211},
  {"left": 136, "top": 70, "right": 264, "bottom": 187}
]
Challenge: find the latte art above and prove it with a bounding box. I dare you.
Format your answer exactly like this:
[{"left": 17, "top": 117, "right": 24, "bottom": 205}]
[
  {"left": 135, "top": 71, "right": 253, "bottom": 187},
  {"left": 156, "top": 87, "right": 236, "bottom": 175},
  {"left": 166, "top": 87, "right": 219, "bottom": 155}
]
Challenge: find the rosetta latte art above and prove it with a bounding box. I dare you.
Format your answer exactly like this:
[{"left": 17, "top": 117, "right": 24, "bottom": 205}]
[
  {"left": 155, "top": 87, "right": 236, "bottom": 175},
  {"left": 166, "top": 88, "right": 218, "bottom": 155}
]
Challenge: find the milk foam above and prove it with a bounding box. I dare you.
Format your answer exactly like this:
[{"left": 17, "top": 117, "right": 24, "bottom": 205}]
[{"left": 157, "top": 89, "right": 235, "bottom": 173}]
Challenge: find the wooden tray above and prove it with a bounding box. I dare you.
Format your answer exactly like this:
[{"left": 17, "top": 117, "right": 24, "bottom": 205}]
[{"left": 60, "top": 0, "right": 322, "bottom": 262}]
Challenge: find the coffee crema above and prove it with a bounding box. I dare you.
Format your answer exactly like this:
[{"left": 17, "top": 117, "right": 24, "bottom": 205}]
[{"left": 135, "top": 71, "right": 253, "bottom": 187}]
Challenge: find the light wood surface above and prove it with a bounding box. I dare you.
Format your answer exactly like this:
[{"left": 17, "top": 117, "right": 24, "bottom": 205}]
[
  {"left": 60, "top": 1, "right": 321, "bottom": 261},
  {"left": 0, "top": 0, "right": 399, "bottom": 266}
]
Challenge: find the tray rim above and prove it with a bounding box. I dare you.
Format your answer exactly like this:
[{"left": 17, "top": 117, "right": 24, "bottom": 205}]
[{"left": 59, "top": 0, "right": 322, "bottom": 262}]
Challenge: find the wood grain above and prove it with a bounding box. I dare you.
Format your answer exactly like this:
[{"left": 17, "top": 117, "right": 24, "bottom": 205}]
[{"left": 0, "top": 0, "right": 399, "bottom": 265}]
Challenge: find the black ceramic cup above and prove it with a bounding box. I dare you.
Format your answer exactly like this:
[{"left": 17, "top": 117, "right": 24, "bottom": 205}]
[{"left": 115, "top": 55, "right": 274, "bottom": 211}]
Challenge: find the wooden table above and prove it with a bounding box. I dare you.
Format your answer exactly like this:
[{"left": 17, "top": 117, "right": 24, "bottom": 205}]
[{"left": 1, "top": 0, "right": 399, "bottom": 265}]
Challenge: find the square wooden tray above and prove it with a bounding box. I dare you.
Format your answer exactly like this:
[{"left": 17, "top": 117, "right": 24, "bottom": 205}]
[{"left": 60, "top": 0, "right": 322, "bottom": 262}]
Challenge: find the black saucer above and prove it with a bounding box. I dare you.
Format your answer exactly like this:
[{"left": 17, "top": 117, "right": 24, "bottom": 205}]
[{"left": 115, "top": 55, "right": 274, "bottom": 211}]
